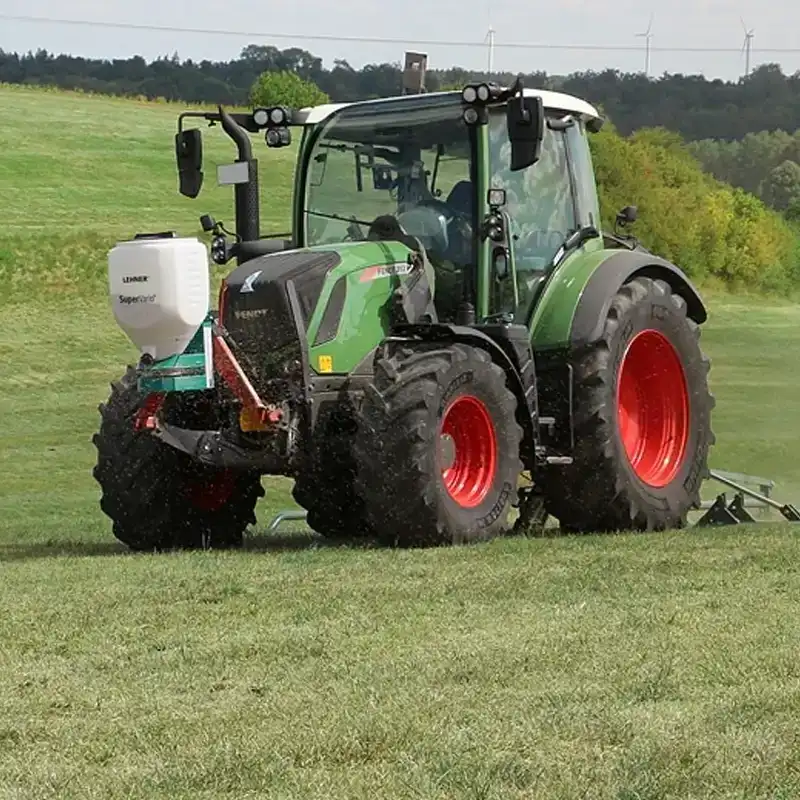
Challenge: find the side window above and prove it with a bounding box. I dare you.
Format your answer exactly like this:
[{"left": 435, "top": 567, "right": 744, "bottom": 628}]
[
  {"left": 488, "top": 111, "right": 577, "bottom": 273},
  {"left": 566, "top": 120, "right": 601, "bottom": 229},
  {"left": 425, "top": 145, "right": 472, "bottom": 213}
]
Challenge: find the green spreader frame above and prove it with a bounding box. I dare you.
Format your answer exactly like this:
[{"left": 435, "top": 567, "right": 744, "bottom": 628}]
[{"left": 138, "top": 315, "right": 216, "bottom": 394}]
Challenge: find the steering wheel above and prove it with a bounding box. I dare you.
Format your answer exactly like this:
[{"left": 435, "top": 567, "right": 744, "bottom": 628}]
[
  {"left": 343, "top": 220, "right": 367, "bottom": 242},
  {"left": 400, "top": 198, "right": 474, "bottom": 265}
]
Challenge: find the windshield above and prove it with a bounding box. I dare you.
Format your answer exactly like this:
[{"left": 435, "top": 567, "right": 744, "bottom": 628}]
[{"left": 303, "top": 100, "right": 476, "bottom": 265}]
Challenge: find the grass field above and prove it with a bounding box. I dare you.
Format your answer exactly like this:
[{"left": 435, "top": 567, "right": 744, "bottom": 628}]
[
  {"left": 3, "top": 84, "right": 800, "bottom": 798},
  {"left": 0, "top": 84, "right": 297, "bottom": 304}
]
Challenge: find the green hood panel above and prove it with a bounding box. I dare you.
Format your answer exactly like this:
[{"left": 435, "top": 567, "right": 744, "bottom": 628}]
[{"left": 304, "top": 240, "right": 421, "bottom": 375}]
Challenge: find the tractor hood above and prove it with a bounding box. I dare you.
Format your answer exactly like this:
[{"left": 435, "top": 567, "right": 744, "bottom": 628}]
[{"left": 220, "top": 240, "right": 424, "bottom": 397}]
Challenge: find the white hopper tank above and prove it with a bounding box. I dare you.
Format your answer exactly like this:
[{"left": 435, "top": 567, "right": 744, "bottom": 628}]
[{"left": 108, "top": 235, "right": 210, "bottom": 361}]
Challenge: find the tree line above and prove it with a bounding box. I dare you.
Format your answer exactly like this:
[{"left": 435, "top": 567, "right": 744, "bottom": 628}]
[
  {"left": 689, "top": 131, "right": 800, "bottom": 221},
  {"left": 4, "top": 45, "right": 800, "bottom": 141},
  {"left": 590, "top": 124, "right": 799, "bottom": 294}
]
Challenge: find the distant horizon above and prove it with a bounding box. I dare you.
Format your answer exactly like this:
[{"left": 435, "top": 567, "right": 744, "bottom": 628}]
[{"left": 3, "top": 39, "right": 798, "bottom": 86}]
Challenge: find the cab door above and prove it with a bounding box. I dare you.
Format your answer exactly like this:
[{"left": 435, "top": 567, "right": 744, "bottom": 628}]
[{"left": 484, "top": 107, "right": 581, "bottom": 321}]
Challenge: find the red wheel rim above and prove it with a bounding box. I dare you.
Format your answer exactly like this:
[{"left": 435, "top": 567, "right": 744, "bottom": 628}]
[
  {"left": 440, "top": 395, "right": 497, "bottom": 508},
  {"left": 184, "top": 469, "right": 237, "bottom": 512},
  {"left": 616, "top": 329, "right": 690, "bottom": 488}
]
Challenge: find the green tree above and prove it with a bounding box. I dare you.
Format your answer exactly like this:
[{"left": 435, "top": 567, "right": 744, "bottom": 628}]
[
  {"left": 249, "top": 70, "right": 329, "bottom": 109},
  {"left": 762, "top": 160, "right": 800, "bottom": 211}
]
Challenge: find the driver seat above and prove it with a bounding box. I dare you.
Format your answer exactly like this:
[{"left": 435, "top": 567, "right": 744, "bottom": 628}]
[{"left": 446, "top": 181, "right": 473, "bottom": 216}]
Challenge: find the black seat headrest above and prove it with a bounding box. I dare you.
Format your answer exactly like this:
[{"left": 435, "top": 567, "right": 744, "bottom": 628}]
[{"left": 446, "top": 181, "right": 473, "bottom": 216}]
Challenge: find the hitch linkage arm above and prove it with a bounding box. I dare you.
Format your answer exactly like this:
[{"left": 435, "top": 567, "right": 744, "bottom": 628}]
[{"left": 696, "top": 469, "right": 800, "bottom": 526}]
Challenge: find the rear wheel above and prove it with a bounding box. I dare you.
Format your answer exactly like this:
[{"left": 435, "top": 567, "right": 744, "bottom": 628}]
[
  {"left": 354, "top": 343, "right": 523, "bottom": 546},
  {"left": 539, "top": 276, "right": 715, "bottom": 533},
  {"left": 93, "top": 367, "right": 265, "bottom": 551}
]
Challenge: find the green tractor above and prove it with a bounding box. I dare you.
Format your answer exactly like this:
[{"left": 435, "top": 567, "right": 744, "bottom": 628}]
[{"left": 93, "top": 80, "right": 715, "bottom": 550}]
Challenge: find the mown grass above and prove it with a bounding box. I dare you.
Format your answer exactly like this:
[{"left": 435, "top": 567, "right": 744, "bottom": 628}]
[
  {"left": 3, "top": 85, "right": 800, "bottom": 798},
  {"left": 3, "top": 292, "right": 800, "bottom": 797}
]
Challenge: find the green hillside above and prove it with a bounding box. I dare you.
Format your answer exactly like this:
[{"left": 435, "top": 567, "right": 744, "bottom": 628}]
[{"left": 1, "top": 85, "right": 296, "bottom": 301}]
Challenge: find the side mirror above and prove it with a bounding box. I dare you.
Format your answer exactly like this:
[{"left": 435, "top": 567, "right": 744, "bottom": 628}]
[
  {"left": 616, "top": 205, "right": 638, "bottom": 226},
  {"left": 507, "top": 95, "right": 544, "bottom": 172},
  {"left": 175, "top": 129, "right": 203, "bottom": 198}
]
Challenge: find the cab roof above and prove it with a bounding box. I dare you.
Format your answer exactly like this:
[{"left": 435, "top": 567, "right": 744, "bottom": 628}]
[{"left": 295, "top": 88, "right": 601, "bottom": 127}]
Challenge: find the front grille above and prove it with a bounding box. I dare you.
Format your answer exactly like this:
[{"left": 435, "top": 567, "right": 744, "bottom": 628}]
[
  {"left": 223, "top": 281, "right": 303, "bottom": 401},
  {"left": 220, "top": 249, "right": 340, "bottom": 401}
]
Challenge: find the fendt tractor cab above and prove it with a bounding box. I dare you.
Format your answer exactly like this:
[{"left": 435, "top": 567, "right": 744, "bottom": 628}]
[{"left": 95, "top": 79, "right": 715, "bottom": 551}]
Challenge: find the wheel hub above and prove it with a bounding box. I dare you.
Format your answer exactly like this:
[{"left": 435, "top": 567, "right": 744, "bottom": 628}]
[
  {"left": 616, "top": 328, "right": 690, "bottom": 488},
  {"left": 439, "top": 394, "right": 498, "bottom": 508}
]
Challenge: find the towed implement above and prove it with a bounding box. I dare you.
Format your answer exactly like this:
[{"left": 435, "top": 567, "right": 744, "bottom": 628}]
[{"left": 95, "top": 80, "right": 725, "bottom": 550}]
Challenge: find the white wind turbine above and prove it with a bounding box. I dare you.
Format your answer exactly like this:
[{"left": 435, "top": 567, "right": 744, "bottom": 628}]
[
  {"left": 741, "top": 18, "right": 754, "bottom": 77},
  {"left": 637, "top": 14, "right": 654, "bottom": 77},
  {"left": 485, "top": 24, "right": 496, "bottom": 75}
]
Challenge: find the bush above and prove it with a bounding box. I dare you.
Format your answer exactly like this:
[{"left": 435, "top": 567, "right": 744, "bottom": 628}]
[
  {"left": 249, "top": 71, "right": 329, "bottom": 110},
  {"left": 590, "top": 122, "right": 800, "bottom": 294}
]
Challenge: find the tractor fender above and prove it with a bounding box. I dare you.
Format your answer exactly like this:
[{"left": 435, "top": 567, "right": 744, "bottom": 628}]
[
  {"left": 392, "top": 322, "right": 538, "bottom": 460},
  {"left": 570, "top": 250, "right": 707, "bottom": 348},
  {"left": 393, "top": 323, "right": 527, "bottom": 394}
]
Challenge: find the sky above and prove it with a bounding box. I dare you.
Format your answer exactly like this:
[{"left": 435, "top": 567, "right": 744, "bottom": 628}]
[{"left": 2, "top": 0, "right": 800, "bottom": 82}]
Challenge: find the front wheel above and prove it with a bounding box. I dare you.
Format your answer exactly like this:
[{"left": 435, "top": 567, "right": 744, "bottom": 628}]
[
  {"left": 93, "top": 367, "right": 265, "bottom": 551},
  {"left": 538, "top": 276, "right": 715, "bottom": 533},
  {"left": 353, "top": 343, "right": 523, "bottom": 547}
]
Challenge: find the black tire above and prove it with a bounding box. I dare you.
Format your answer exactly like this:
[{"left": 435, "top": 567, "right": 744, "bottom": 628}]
[
  {"left": 354, "top": 343, "right": 524, "bottom": 547},
  {"left": 92, "top": 366, "right": 265, "bottom": 551},
  {"left": 291, "top": 409, "right": 374, "bottom": 540},
  {"left": 538, "top": 276, "right": 715, "bottom": 533}
]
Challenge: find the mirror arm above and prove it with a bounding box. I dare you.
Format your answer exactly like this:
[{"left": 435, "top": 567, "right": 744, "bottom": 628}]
[{"left": 178, "top": 111, "right": 217, "bottom": 134}]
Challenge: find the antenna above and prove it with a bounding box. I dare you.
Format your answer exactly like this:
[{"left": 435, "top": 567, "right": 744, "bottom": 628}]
[
  {"left": 636, "top": 14, "right": 654, "bottom": 77},
  {"left": 741, "top": 18, "right": 754, "bottom": 77}
]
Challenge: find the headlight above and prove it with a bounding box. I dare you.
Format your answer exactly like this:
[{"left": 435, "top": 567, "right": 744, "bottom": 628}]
[{"left": 463, "top": 107, "right": 480, "bottom": 125}]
